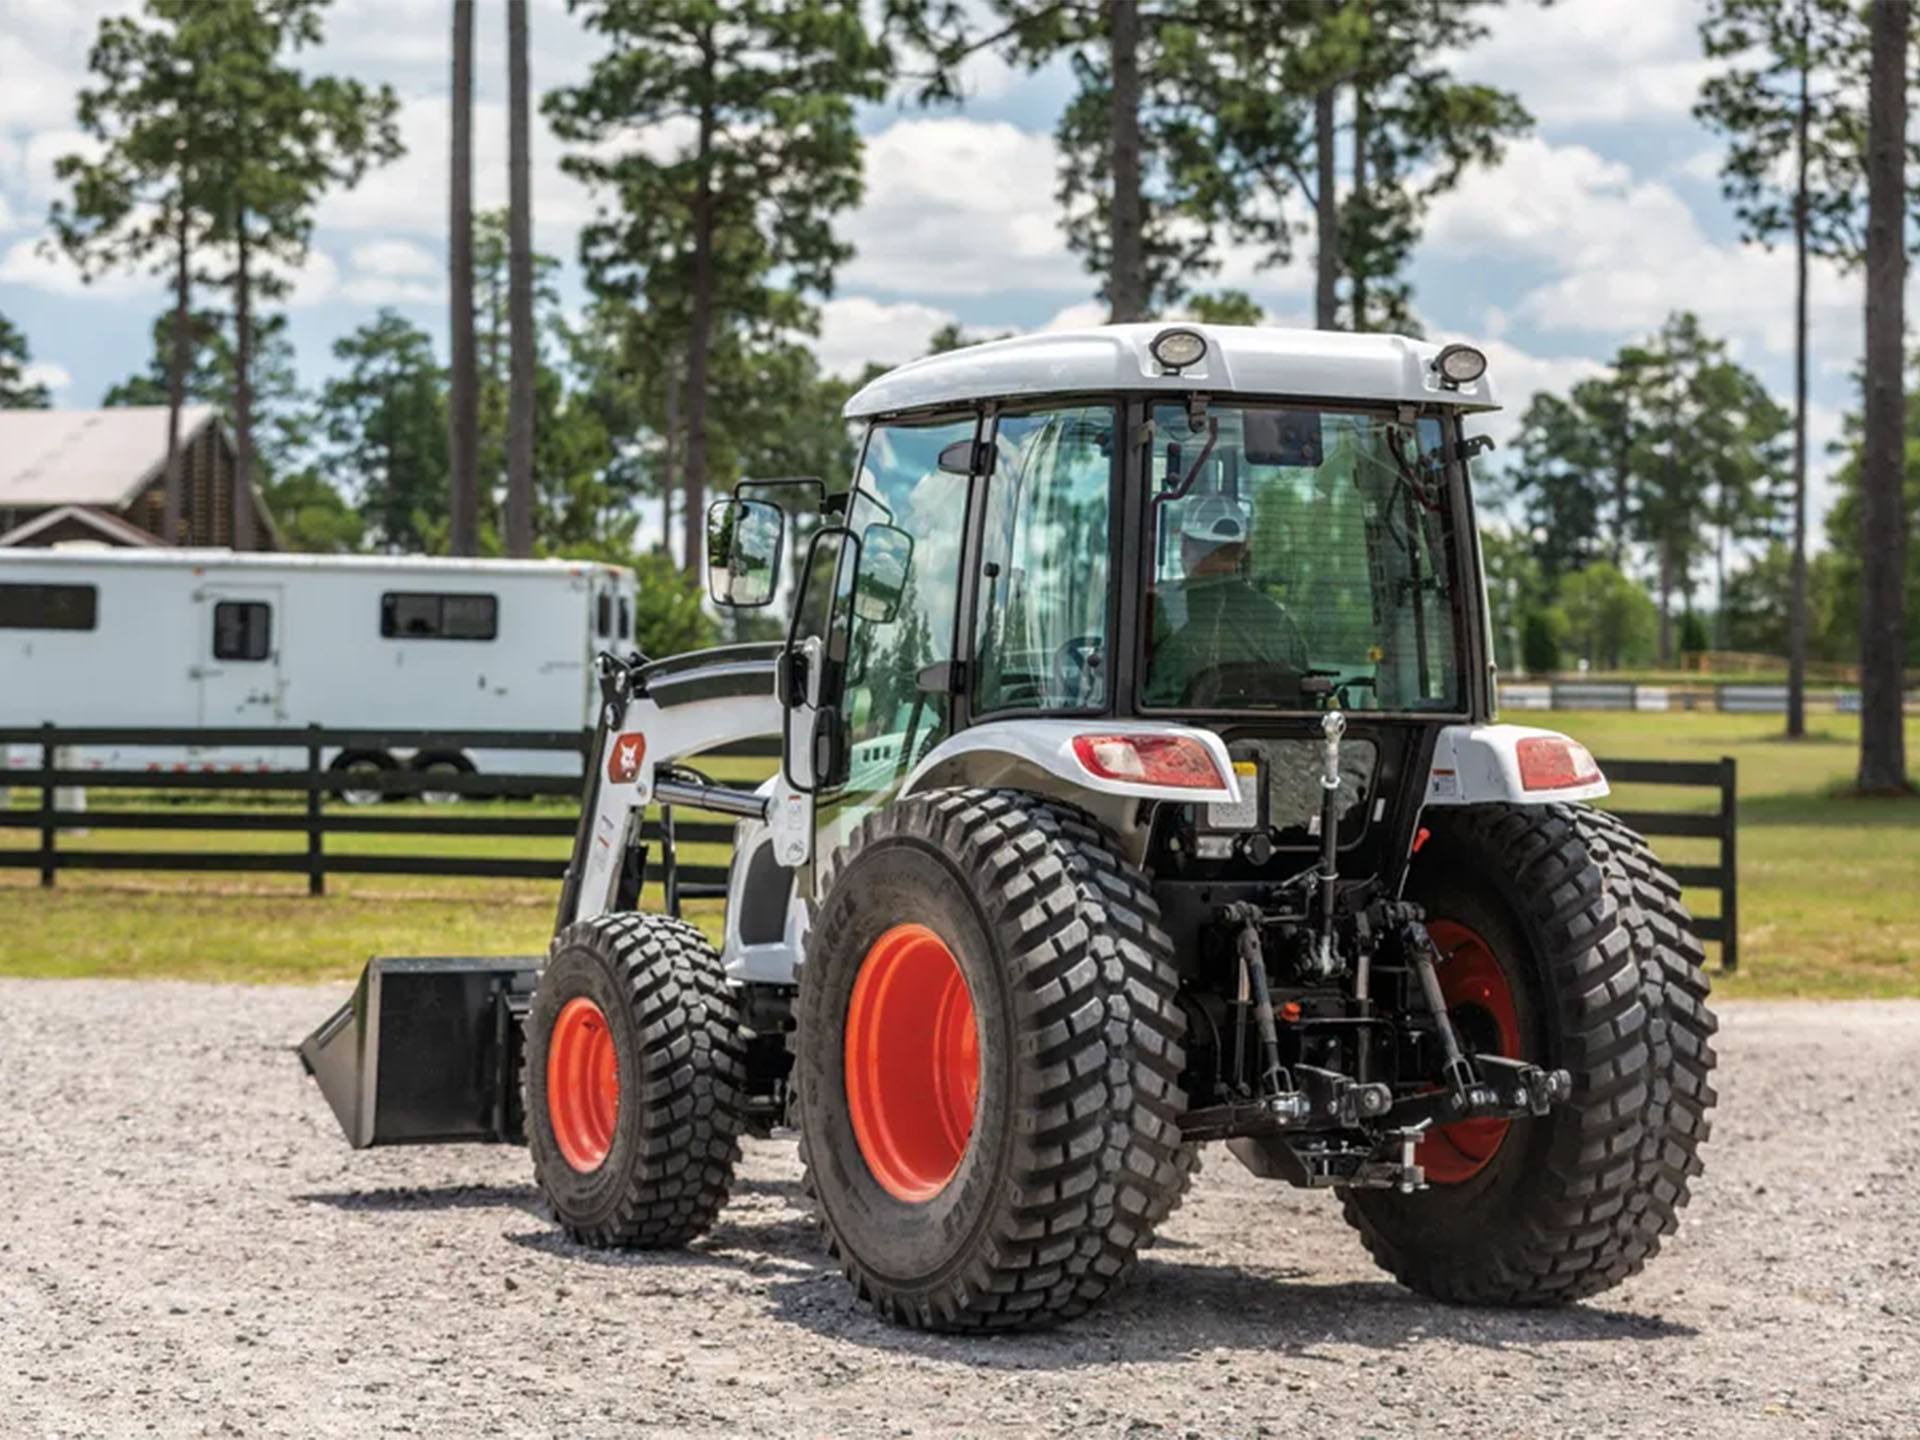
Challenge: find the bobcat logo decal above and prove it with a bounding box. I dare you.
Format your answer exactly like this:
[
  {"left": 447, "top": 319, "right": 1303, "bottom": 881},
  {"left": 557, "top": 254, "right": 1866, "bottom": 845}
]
[{"left": 607, "top": 731, "right": 647, "bottom": 784}]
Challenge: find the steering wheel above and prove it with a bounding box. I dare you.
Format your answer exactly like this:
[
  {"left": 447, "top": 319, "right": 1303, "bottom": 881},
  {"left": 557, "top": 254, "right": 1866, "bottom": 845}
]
[
  {"left": 1303, "top": 668, "right": 1377, "bottom": 710},
  {"left": 1052, "top": 634, "right": 1105, "bottom": 705}
]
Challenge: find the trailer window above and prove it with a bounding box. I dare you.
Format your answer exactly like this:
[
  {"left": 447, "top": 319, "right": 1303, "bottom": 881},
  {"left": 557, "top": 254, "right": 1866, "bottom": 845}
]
[
  {"left": 617, "top": 596, "right": 631, "bottom": 641},
  {"left": 596, "top": 591, "right": 612, "bottom": 638},
  {"left": 0, "top": 582, "right": 97, "bottom": 631},
  {"left": 381, "top": 591, "right": 499, "bottom": 641},
  {"left": 212, "top": 601, "right": 272, "bottom": 661}
]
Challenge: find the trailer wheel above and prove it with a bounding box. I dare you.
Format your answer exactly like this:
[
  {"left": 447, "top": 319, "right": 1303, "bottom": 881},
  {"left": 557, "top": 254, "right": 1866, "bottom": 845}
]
[
  {"left": 794, "top": 788, "right": 1195, "bottom": 1332},
  {"left": 328, "top": 750, "right": 394, "bottom": 807},
  {"left": 526, "top": 912, "right": 747, "bottom": 1248},
  {"left": 1341, "top": 802, "right": 1716, "bottom": 1305},
  {"left": 410, "top": 751, "right": 471, "bottom": 806}
]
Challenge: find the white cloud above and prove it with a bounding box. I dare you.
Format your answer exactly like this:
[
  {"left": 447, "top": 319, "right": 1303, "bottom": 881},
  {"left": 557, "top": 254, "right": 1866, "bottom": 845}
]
[
  {"left": 317, "top": 94, "right": 598, "bottom": 242},
  {"left": 1424, "top": 136, "right": 1862, "bottom": 368},
  {"left": 0, "top": 236, "right": 156, "bottom": 298},
  {"left": 21, "top": 359, "right": 71, "bottom": 395},
  {"left": 814, "top": 295, "right": 957, "bottom": 377},
  {"left": 842, "top": 118, "right": 1083, "bottom": 296},
  {"left": 349, "top": 238, "right": 439, "bottom": 279},
  {"left": 1451, "top": 0, "right": 1720, "bottom": 126},
  {"left": 0, "top": 194, "right": 14, "bottom": 233}
]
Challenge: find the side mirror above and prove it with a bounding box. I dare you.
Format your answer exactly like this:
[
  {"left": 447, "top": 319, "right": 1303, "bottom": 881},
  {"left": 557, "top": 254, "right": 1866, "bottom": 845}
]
[
  {"left": 706, "top": 497, "right": 784, "bottom": 607},
  {"left": 852, "top": 522, "right": 913, "bottom": 625}
]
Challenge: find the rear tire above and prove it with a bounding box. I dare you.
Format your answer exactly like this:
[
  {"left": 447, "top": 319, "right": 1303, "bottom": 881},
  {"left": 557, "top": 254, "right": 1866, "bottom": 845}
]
[
  {"left": 526, "top": 912, "right": 747, "bottom": 1248},
  {"left": 795, "top": 788, "right": 1195, "bottom": 1331},
  {"left": 1341, "top": 802, "right": 1716, "bottom": 1305}
]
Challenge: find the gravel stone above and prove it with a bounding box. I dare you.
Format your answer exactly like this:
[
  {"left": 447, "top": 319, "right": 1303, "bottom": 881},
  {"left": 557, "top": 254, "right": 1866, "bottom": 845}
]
[{"left": 1, "top": 980, "right": 1915, "bottom": 1438}]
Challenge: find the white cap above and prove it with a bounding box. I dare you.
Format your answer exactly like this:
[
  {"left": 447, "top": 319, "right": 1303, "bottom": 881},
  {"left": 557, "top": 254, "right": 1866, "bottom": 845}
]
[{"left": 1178, "top": 494, "right": 1250, "bottom": 546}]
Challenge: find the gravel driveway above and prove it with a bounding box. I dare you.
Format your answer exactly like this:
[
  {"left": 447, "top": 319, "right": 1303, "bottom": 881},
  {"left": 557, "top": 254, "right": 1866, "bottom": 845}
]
[{"left": 1, "top": 979, "right": 1914, "bottom": 1439}]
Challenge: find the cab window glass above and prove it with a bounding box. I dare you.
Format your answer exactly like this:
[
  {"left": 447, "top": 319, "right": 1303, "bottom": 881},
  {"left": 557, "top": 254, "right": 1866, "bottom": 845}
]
[
  {"left": 1142, "top": 404, "right": 1460, "bottom": 711},
  {"left": 832, "top": 415, "right": 976, "bottom": 809},
  {"left": 973, "top": 404, "right": 1115, "bottom": 713}
]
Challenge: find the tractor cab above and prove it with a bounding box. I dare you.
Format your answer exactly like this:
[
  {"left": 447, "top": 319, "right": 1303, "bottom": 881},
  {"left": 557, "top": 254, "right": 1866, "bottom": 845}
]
[{"left": 708, "top": 324, "right": 1506, "bottom": 894}]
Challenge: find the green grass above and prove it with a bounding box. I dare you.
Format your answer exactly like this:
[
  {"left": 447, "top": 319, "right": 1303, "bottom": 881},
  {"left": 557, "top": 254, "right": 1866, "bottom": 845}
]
[
  {"left": 1557, "top": 710, "right": 1920, "bottom": 999},
  {"left": 1, "top": 717, "right": 1914, "bottom": 997}
]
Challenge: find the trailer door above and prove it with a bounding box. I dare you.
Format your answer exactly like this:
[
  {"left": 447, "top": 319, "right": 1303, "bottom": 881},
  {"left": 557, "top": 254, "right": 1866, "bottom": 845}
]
[{"left": 195, "top": 586, "right": 288, "bottom": 723}]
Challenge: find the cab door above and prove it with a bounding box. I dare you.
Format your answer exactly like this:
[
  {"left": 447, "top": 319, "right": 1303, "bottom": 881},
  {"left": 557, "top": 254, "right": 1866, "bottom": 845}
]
[
  {"left": 195, "top": 586, "right": 287, "bottom": 723},
  {"left": 811, "top": 413, "right": 980, "bottom": 856}
]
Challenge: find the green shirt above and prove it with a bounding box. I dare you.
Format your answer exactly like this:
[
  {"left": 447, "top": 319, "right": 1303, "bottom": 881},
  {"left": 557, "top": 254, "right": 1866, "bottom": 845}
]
[{"left": 1145, "top": 575, "right": 1311, "bottom": 706}]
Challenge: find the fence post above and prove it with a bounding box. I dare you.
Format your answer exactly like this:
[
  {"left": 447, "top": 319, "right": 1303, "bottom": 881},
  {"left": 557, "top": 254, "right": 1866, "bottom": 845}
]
[
  {"left": 38, "top": 721, "right": 55, "bottom": 888},
  {"left": 307, "top": 724, "right": 325, "bottom": 897},
  {"left": 1718, "top": 755, "right": 1738, "bottom": 973}
]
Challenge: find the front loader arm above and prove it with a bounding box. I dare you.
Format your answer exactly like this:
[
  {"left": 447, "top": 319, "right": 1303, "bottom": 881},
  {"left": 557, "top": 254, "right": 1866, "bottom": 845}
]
[{"left": 562, "top": 646, "right": 810, "bottom": 932}]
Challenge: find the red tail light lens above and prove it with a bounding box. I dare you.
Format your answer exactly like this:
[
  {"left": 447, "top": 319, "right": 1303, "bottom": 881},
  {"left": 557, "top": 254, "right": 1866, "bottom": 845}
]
[
  {"left": 1071, "top": 733, "right": 1225, "bottom": 789},
  {"left": 1515, "top": 736, "right": 1602, "bottom": 791}
]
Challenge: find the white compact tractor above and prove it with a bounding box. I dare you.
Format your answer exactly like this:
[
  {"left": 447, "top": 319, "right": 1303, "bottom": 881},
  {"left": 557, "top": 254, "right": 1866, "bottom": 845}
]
[{"left": 303, "top": 324, "right": 1717, "bottom": 1331}]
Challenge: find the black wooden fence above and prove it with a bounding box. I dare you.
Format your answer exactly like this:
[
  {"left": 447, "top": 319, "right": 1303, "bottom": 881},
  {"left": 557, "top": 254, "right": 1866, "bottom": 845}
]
[{"left": 1, "top": 726, "right": 1737, "bottom": 970}]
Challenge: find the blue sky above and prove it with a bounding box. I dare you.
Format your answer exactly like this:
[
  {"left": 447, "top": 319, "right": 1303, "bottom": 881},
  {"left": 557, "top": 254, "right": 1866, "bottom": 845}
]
[{"left": 0, "top": 0, "right": 1888, "bottom": 553}]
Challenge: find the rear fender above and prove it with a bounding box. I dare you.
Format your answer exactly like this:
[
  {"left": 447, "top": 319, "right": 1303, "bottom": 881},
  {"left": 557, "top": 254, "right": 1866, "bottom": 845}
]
[
  {"left": 902, "top": 718, "right": 1240, "bottom": 866},
  {"left": 1421, "top": 723, "right": 1609, "bottom": 808}
]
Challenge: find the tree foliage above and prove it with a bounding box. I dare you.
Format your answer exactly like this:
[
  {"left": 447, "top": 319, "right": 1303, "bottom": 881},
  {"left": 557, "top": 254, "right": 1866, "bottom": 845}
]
[
  {"left": 548, "top": 0, "right": 888, "bottom": 569},
  {"left": 0, "top": 315, "right": 50, "bottom": 409},
  {"left": 1212, "top": 0, "right": 1528, "bottom": 332},
  {"left": 1503, "top": 313, "right": 1789, "bottom": 664}
]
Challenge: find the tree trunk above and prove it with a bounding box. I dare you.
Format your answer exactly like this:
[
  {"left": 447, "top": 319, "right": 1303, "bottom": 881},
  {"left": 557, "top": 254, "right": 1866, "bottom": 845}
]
[
  {"left": 1787, "top": 20, "right": 1811, "bottom": 739},
  {"left": 448, "top": 0, "right": 479, "bottom": 557},
  {"left": 661, "top": 352, "right": 680, "bottom": 563},
  {"left": 1350, "top": 88, "right": 1369, "bottom": 332},
  {"left": 231, "top": 219, "right": 255, "bottom": 551},
  {"left": 682, "top": 82, "right": 716, "bottom": 576},
  {"left": 163, "top": 212, "right": 191, "bottom": 545},
  {"left": 1657, "top": 544, "right": 1674, "bottom": 668},
  {"left": 1611, "top": 443, "right": 1630, "bottom": 571},
  {"left": 1857, "top": 0, "right": 1910, "bottom": 792},
  {"left": 1106, "top": 0, "right": 1146, "bottom": 322},
  {"left": 505, "top": 0, "right": 535, "bottom": 559},
  {"left": 1314, "top": 85, "right": 1338, "bottom": 330}
]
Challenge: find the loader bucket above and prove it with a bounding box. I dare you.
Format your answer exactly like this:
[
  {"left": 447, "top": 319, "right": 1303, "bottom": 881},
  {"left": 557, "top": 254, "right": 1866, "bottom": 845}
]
[{"left": 299, "top": 956, "right": 539, "bottom": 1148}]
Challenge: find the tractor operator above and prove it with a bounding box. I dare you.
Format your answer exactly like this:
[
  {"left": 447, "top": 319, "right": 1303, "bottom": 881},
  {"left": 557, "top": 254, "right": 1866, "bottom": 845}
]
[{"left": 1144, "top": 493, "right": 1311, "bottom": 706}]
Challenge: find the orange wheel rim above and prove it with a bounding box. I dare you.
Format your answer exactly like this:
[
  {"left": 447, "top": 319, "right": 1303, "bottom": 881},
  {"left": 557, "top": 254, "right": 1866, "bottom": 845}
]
[
  {"left": 548, "top": 996, "right": 619, "bottom": 1173},
  {"left": 844, "top": 923, "right": 981, "bottom": 1203},
  {"left": 1418, "top": 919, "right": 1523, "bottom": 1185}
]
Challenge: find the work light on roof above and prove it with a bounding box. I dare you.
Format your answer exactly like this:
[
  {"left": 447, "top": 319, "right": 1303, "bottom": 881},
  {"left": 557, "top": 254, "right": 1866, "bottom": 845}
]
[
  {"left": 1433, "top": 344, "right": 1488, "bottom": 387},
  {"left": 1149, "top": 327, "right": 1207, "bottom": 372}
]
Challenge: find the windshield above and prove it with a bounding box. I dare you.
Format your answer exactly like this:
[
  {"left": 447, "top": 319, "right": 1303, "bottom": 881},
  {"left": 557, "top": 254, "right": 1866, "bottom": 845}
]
[{"left": 1142, "top": 403, "right": 1463, "bottom": 713}]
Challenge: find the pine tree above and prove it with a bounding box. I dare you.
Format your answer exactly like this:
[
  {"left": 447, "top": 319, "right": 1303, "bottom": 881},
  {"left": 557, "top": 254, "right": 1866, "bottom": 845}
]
[
  {"left": 51, "top": 2, "right": 228, "bottom": 539},
  {"left": 549, "top": 0, "right": 888, "bottom": 572},
  {"left": 0, "top": 315, "right": 51, "bottom": 409},
  {"left": 897, "top": 0, "right": 1245, "bottom": 320},
  {"left": 320, "top": 310, "right": 450, "bottom": 552},
  {"left": 1699, "top": 0, "right": 1870, "bottom": 733},
  {"left": 505, "top": 0, "right": 536, "bottom": 559},
  {"left": 1214, "top": 0, "right": 1527, "bottom": 332},
  {"left": 450, "top": 0, "right": 479, "bottom": 557},
  {"left": 1856, "top": 0, "right": 1911, "bottom": 792},
  {"left": 186, "top": 0, "right": 400, "bottom": 548}
]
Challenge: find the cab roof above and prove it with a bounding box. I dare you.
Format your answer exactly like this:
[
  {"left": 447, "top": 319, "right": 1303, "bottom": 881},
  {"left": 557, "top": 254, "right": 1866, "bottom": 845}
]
[{"left": 843, "top": 323, "right": 1499, "bottom": 420}]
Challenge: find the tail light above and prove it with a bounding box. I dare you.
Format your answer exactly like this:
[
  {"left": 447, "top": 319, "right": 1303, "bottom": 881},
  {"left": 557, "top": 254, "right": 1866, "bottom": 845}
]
[
  {"left": 1071, "top": 733, "right": 1225, "bottom": 789},
  {"left": 1515, "top": 736, "right": 1602, "bottom": 791}
]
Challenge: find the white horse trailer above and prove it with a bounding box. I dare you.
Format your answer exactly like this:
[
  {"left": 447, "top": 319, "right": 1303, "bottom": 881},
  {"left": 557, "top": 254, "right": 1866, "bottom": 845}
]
[{"left": 0, "top": 549, "right": 636, "bottom": 795}]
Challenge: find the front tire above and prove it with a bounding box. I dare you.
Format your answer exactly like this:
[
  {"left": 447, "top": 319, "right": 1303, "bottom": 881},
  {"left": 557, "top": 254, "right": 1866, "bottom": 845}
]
[
  {"left": 795, "top": 789, "right": 1195, "bottom": 1331},
  {"left": 526, "top": 912, "right": 747, "bottom": 1248},
  {"left": 1342, "top": 803, "right": 1717, "bottom": 1306}
]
